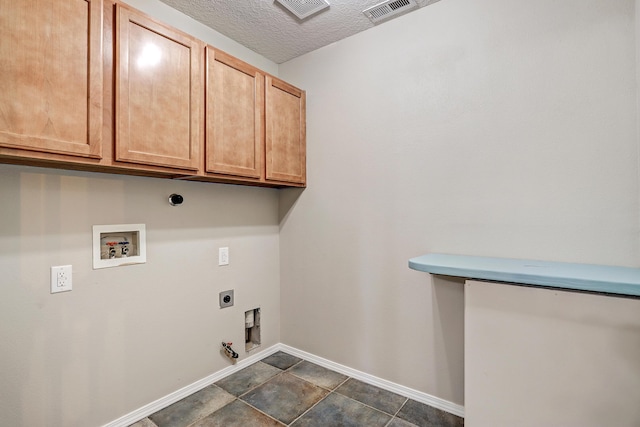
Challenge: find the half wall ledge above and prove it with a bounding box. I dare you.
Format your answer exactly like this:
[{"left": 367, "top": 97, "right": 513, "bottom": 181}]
[{"left": 409, "top": 253, "right": 640, "bottom": 297}]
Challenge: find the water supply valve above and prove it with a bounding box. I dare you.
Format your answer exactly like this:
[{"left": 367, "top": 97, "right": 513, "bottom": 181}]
[{"left": 222, "top": 342, "right": 238, "bottom": 360}]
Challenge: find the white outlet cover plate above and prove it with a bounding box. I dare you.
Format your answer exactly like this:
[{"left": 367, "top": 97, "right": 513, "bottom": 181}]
[
  {"left": 51, "top": 265, "right": 73, "bottom": 293},
  {"left": 219, "top": 247, "right": 229, "bottom": 266}
]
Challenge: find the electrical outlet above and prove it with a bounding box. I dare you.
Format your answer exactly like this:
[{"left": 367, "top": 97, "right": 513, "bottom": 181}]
[
  {"left": 219, "top": 247, "right": 229, "bottom": 266},
  {"left": 51, "top": 265, "right": 72, "bottom": 293}
]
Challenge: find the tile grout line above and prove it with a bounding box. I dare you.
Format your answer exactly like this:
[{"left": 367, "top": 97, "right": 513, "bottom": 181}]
[
  {"left": 230, "top": 364, "right": 406, "bottom": 427},
  {"left": 286, "top": 390, "right": 334, "bottom": 426},
  {"left": 330, "top": 377, "right": 412, "bottom": 423},
  {"left": 281, "top": 361, "right": 350, "bottom": 425},
  {"left": 234, "top": 357, "right": 314, "bottom": 426},
  {"left": 236, "top": 364, "right": 286, "bottom": 399},
  {"left": 286, "top": 378, "right": 405, "bottom": 427},
  {"left": 237, "top": 396, "right": 288, "bottom": 426},
  {"left": 332, "top": 389, "right": 405, "bottom": 424},
  {"left": 123, "top": 347, "right": 462, "bottom": 427},
  {"left": 235, "top": 369, "right": 292, "bottom": 425},
  {"left": 278, "top": 345, "right": 464, "bottom": 419},
  {"left": 182, "top": 361, "right": 290, "bottom": 427},
  {"left": 140, "top": 352, "right": 442, "bottom": 427},
  {"left": 383, "top": 397, "right": 412, "bottom": 427},
  {"left": 240, "top": 366, "right": 420, "bottom": 427}
]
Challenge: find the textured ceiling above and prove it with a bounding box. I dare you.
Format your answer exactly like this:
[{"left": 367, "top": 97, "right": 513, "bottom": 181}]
[{"left": 156, "top": 0, "right": 439, "bottom": 64}]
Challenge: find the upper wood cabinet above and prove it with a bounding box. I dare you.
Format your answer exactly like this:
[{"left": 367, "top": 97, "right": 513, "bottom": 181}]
[
  {"left": 265, "top": 76, "right": 306, "bottom": 185},
  {"left": 0, "top": 0, "right": 103, "bottom": 158},
  {"left": 201, "top": 50, "right": 306, "bottom": 187},
  {"left": 115, "top": 4, "right": 201, "bottom": 171},
  {"left": 0, "top": 0, "right": 305, "bottom": 188},
  {"left": 205, "top": 47, "right": 264, "bottom": 179}
]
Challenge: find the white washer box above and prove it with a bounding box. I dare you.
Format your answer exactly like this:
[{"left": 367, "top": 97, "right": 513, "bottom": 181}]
[{"left": 93, "top": 224, "right": 146, "bottom": 269}]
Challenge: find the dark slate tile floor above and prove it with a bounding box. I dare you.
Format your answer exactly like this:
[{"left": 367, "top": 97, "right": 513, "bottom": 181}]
[{"left": 130, "top": 351, "right": 464, "bottom": 427}]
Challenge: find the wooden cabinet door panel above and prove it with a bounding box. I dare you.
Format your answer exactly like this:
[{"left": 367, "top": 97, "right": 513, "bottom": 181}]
[
  {"left": 206, "top": 48, "right": 263, "bottom": 179},
  {"left": 116, "top": 5, "right": 200, "bottom": 170},
  {"left": 265, "top": 76, "right": 306, "bottom": 185},
  {"left": 0, "top": 0, "right": 103, "bottom": 158}
]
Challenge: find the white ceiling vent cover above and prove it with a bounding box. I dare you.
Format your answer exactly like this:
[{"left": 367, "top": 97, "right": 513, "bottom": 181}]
[
  {"left": 275, "top": 0, "right": 330, "bottom": 20},
  {"left": 363, "top": 0, "right": 417, "bottom": 23}
]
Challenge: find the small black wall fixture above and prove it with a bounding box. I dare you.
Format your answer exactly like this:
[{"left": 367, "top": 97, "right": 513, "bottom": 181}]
[{"left": 168, "top": 194, "right": 184, "bottom": 206}]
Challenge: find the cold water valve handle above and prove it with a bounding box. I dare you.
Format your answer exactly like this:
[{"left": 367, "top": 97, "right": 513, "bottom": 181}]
[{"left": 222, "top": 342, "right": 238, "bottom": 360}]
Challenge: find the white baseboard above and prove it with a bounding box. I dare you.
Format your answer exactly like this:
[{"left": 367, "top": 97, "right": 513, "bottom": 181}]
[
  {"left": 102, "top": 344, "right": 282, "bottom": 427},
  {"left": 103, "top": 343, "right": 464, "bottom": 427},
  {"left": 278, "top": 344, "right": 465, "bottom": 418}
]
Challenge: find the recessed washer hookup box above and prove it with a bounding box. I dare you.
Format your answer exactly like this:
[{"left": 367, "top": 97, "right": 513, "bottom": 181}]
[{"left": 93, "top": 224, "right": 146, "bottom": 269}]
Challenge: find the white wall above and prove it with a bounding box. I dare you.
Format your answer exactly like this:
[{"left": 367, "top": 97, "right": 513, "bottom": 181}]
[
  {"left": 278, "top": 0, "right": 638, "bottom": 406},
  {"left": 0, "top": 165, "right": 281, "bottom": 426},
  {"left": 0, "top": 1, "right": 281, "bottom": 425},
  {"left": 465, "top": 280, "right": 640, "bottom": 426},
  {"left": 2, "top": 0, "right": 638, "bottom": 423}
]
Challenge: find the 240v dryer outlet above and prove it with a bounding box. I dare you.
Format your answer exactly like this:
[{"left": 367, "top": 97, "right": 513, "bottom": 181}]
[{"left": 219, "top": 290, "right": 234, "bottom": 308}]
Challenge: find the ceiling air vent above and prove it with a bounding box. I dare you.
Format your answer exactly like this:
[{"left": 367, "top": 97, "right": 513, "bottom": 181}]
[
  {"left": 275, "top": 0, "right": 330, "bottom": 20},
  {"left": 363, "top": 0, "right": 417, "bottom": 23}
]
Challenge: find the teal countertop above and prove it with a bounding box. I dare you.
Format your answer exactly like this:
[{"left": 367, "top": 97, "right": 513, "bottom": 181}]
[{"left": 408, "top": 253, "right": 640, "bottom": 297}]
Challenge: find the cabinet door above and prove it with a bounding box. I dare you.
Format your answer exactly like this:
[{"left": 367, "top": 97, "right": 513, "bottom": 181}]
[
  {"left": 115, "top": 5, "right": 201, "bottom": 171},
  {"left": 0, "top": 0, "right": 103, "bottom": 158},
  {"left": 206, "top": 48, "right": 263, "bottom": 179},
  {"left": 265, "top": 76, "right": 306, "bottom": 185}
]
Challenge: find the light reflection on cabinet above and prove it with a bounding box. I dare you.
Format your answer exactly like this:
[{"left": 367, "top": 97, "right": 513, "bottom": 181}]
[{"left": 115, "top": 3, "right": 201, "bottom": 171}]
